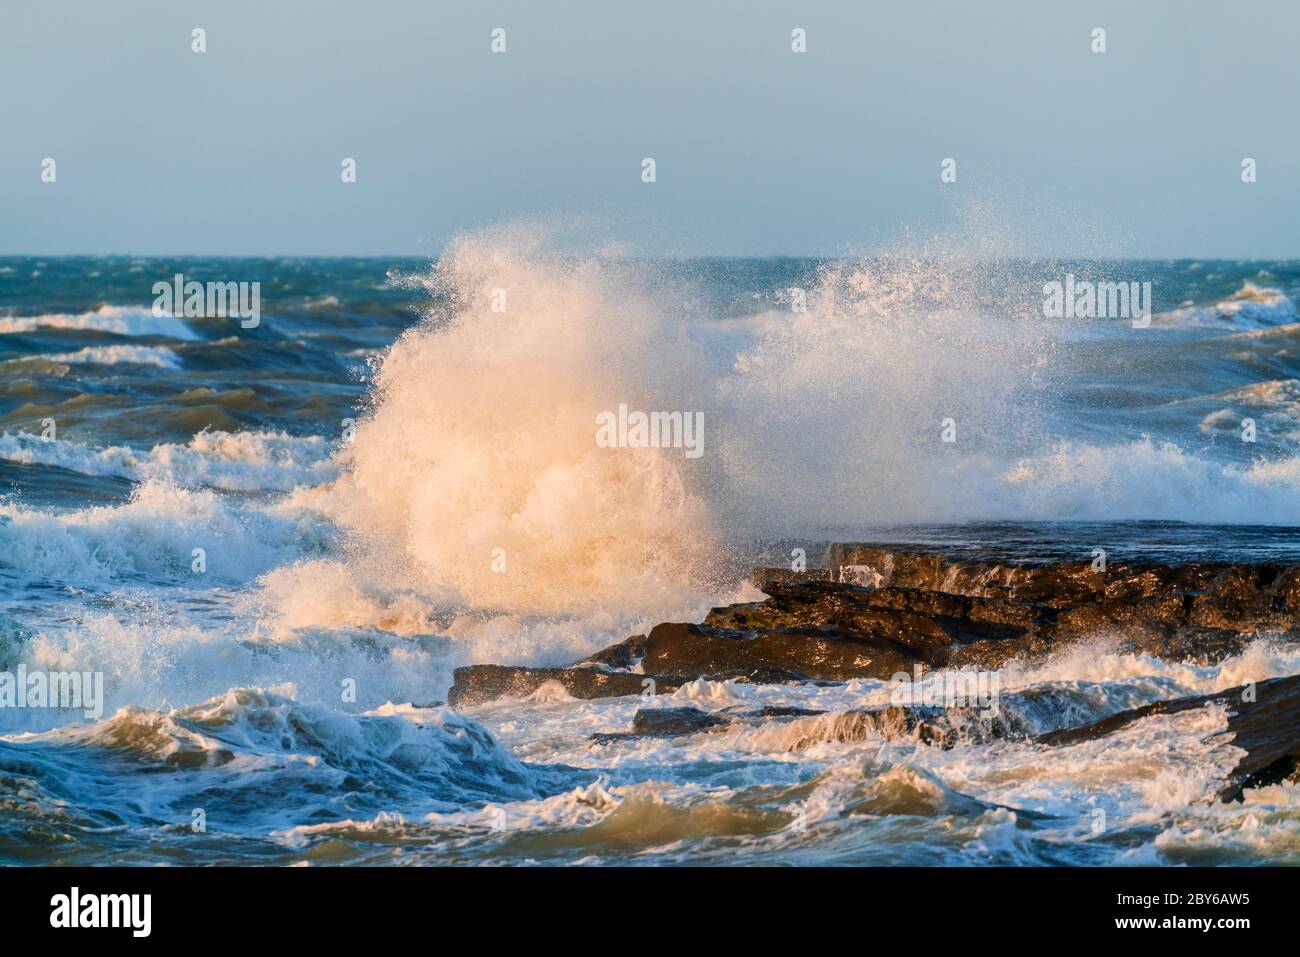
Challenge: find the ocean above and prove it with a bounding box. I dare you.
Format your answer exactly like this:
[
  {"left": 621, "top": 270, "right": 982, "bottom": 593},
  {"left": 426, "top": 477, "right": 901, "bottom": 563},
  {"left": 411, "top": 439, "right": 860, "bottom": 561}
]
[{"left": 2, "top": 239, "right": 1299, "bottom": 865}]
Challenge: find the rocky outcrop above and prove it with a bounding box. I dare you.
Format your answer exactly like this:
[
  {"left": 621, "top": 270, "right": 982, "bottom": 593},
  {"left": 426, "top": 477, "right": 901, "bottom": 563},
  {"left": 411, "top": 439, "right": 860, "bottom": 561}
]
[
  {"left": 1036, "top": 673, "right": 1300, "bottom": 802},
  {"left": 447, "top": 551, "right": 1300, "bottom": 707},
  {"left": 705, "top": 581, "right": 1054, "bottom": 673},
  {"left": 825, "top": 546, "right": 1300, "bottom": 637},
  {"left": 638, "top": 619, "right": 916, "bottom": 683}
]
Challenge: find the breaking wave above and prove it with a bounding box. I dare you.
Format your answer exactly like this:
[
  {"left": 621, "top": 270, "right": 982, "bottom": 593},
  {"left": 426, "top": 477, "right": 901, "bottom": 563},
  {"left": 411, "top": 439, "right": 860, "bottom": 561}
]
[{"left": 0, "top": 305, "right": 199, "bottom": 340}]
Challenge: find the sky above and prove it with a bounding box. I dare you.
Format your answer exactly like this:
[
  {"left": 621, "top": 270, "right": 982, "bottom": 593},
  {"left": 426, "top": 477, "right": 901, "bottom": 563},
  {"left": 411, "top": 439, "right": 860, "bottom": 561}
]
[{"left": 2, "top": 0, "right": 1298, "bottom": 258}]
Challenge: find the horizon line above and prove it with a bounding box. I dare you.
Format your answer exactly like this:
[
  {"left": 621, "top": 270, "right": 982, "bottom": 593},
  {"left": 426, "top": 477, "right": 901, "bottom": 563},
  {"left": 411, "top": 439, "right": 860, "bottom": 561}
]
[{"left": 3, "top": 252, "right": 1299, "bottom": 263}]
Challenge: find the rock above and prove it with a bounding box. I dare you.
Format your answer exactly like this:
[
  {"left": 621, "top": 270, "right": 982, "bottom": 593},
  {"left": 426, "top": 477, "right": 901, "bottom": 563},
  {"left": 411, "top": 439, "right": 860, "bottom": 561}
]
[
  {"left": 1036, "top": 673, "right": 1300, "bottom": 802},
  {"left": 706, "top": 581, "right": 1053, "bottom": 672},
  {"left": 828, "top": 546, "right": 1300, "bottom": 636},
  {"left": 447, "top": 665, "right": 685, "bottom": 708},
  {"left": 632, "top": 706, "right": 730, "bottom": 736},
  {"left": 746, "top": 705, "right": 826, "bottom": 719},
  {"left": 716, "top": 554, "right": 1300, "bottom": 675},
  {"left": 589, "top": 706, "right": 731, "bottom": 744},
  {"left": 826, "top": 547, "right": 1106, "bottom": 605},
  {"left": 638, "top": 619, "right": 920, "bottom": 682},
  {"left": 451, "top": 551, "right": 1300, "bottom": 705},
  {"left": 579, "top": 634, "right": 646, "bottom": 671},
  {"left": 781, "top": 706, "right": 953, "bottom": 749}
]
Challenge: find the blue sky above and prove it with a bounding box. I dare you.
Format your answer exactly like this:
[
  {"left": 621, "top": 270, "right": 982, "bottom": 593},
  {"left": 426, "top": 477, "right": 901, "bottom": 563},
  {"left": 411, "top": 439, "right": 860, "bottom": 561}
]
[{"left": 3, "top": 0, "right": 1297, "bottom": 257}]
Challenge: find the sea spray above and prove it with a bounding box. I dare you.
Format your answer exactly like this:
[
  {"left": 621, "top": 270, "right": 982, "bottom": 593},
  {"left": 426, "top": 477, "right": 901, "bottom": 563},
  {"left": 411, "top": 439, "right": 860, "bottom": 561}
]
[
  {"left": 322, "top": 235, "right": 1126, "bottom": 614},
  {"left": 331, "top": 227, "right": 721, "bottom": 614}
]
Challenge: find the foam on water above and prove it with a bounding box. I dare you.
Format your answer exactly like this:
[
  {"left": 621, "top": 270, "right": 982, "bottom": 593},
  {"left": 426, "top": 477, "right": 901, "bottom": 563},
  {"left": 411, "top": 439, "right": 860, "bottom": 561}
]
[
  {"left": 443, "top": 636, "right": 1299, "bottom": 864},
  {"left": 0, "top": 479, "right": 337, "bottom": 586},
  {"left": 998, "top": 437, "right": 1300, "bottom": 523},
  {"left": 0, "top": 305, "right": 200, "bottom": 340},
  {"left": 0, "top": 430, "right": 338, "bottom": 492},
  {"left": 4, "top": 344, "right": 182, "bottom": 370},
  {"left": 1159, "top": 282, "right": 1298, "bottom": 330},
  {"left": 0, "top": 689, "right": 548, "bottom": 860}
]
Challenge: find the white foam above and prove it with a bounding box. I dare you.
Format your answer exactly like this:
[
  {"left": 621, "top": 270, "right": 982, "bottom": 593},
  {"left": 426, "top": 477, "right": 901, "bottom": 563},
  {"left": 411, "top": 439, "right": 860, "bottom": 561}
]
[
  {"left": 0, "top": 478, "right": 335, "bottom": 585},
  {"left": 0, "top": 305, "right": 200, "bottom": 340},
  {"left": 46, "top": 344, "right": 182, "bottom": 369},
  {"left": 1159, "top": 282, "right": 1298, "bottom": 330},
  {"left": 998, "top": 437, "right": 1300, "bottom": 523},
  {"left": 0, "top": 429, "right": 338, "bottom": 492},
  {"left": 8, "top": 689, "right": 535, "bottom": 827}
]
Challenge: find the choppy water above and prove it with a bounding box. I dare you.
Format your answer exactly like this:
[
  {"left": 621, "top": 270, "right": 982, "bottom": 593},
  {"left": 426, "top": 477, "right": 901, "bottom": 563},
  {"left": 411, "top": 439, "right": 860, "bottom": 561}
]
[{"left": 2, "top": 240, "right": 1299, "bottom": 865}]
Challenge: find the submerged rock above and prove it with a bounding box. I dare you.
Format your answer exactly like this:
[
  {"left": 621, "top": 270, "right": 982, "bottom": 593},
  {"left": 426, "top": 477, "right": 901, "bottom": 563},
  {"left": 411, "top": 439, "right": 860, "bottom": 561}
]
[
  {"left": 590, "top": 706, "right": 732, "bottom": 743},
  {"left": 632, "top": 706, "right": 730, "bottom": 736},
  {"left": 780, "top": 706, "right": 954, "bottom": 749},
  {"left": 745, "top": 705, "right": 826, "bottom": 719}
]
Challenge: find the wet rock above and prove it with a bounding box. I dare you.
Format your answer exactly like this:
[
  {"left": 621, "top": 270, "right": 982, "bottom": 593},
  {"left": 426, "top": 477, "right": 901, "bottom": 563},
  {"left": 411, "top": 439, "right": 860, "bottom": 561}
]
[
  {"left": 781, "top": 706, "right": 952, "bottom": 749},
  {"left": 632, "top": 706, "right": 730, "bottom": 736},
  {"left": 699, "top": 581, "right": 1052, "bottom": 675},
  {"left": 780, "top": 703, "right": 1031, "bottom": 751},
  {"left": 733, "top": 556, "right": 1299, "bottom": 672},
  {"left": 826, "top": 547, "right": 1107, "bottom": 605},
  {"left": 1036, "top": 673, "right": 1300, "bottom": 802},
  {"left": 579, "top": 634, "right": 646, "bottom": 671},
  {"left": 589, "top": 706, "right": 731, "bottom": 743},
  {"left": 829, "top": 546, "right": 1300, "bottom": 637},
  {"left": 453, "top": 551, "right": 1300, "bottom": 705},
  {"left": 637, "top": 620, "right": 920, "bottom": 682},
  {"left": 746, "top": 705, "right": 826, "bottom": 719},
  {"left": 709, "top": 581, "right": 1050, "bottom": 645}
]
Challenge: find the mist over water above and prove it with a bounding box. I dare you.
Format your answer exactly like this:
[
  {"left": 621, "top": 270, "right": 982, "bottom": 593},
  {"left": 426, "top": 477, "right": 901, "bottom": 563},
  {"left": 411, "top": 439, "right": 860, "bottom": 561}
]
[{"left": 2, "top": 233, "right": 1300, "bottom": 864}]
